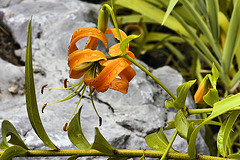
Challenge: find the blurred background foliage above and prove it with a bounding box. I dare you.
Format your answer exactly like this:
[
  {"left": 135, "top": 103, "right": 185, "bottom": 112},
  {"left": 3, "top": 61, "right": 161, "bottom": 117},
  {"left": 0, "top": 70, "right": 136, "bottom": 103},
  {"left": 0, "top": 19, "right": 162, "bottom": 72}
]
[{"left": 102, "top": 0, "right": 240, "bottom": 98}]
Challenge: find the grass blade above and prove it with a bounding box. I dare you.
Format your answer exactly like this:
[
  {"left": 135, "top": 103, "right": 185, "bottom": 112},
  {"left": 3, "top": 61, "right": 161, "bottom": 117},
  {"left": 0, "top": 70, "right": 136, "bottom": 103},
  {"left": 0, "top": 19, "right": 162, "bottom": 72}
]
[{"left": 25, "top": 18, "right": 58, "bottom": 150}]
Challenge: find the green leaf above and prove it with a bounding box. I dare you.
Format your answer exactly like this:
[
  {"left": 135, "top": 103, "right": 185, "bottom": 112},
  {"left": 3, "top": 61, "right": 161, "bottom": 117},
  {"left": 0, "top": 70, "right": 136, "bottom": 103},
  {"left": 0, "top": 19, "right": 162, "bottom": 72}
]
[
  {"left": 145, "top": 127, "right": 177, "bottom": 152},
  {"left": 217, "top": 111, "right": 240, "bottom": 157},
  {"left": 68, "top": 106, "right": 91, "bottom": 150},
  {"left": 164, "top": 119, "right": 221, "bottom": 130},
  {"left": 25, "top": 18, "right": 58, "bottom": 150},
  {"left": 228, "top": 153, "right": 240, "bottom": 159},
  {"left": 0, "top": 145, "right": 27, "bottom": 160},
  {"left": 206, "top": 0, "right": 219, "bottom": 41},
  {"left": 108, "top": 157, "right": 128, "bottom": 160},
  {"left": 175, "top": 110, "right": 189, "bottom": 139},
  {"left": 0, "top": 120, "right": 28, "bottom": 151},
  {"left": 91, "top": 127, "right": 115, "bottom": 155},
  {"left": 120, "top": 34, "right": 140, "bottom": 54},
  {"left": 187, "top": 122, "right": 194, "bottom": 143},
  {"left": 115, "top": 0, "right": 189, "bottom": 36},
  {"left": 165, "top": 98, "right": 174, "bottom": 108},
  {"left": 222, "top": 0, "right": 240, "bottom": 74},
  {"left": 174, "top": 80, "right": 196, "bottom": 109},
  {"left": 188, "top": 93, "right": 240, "bottom": 158},
  {"left": 162, "top": 0, "right": 178, "bottom": 25},
  {"left": 211, "top": 63, "right": 219, "bottom": 87},
  {"left": 67, "top": 155, "right": 78, "bottom": 160},
  {"left": 203, "top": 88, "right": 219, "bottom": 107}
]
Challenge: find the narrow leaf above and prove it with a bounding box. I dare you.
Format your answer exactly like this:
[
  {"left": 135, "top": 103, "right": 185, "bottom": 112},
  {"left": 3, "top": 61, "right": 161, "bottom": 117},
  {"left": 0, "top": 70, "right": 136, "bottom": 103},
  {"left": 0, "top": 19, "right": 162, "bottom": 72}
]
[
  {"left": 217, "top": 111, "right": 240, "bottom": 157},
  {"left": 162, "top": 0, "right": 178, "bottom": 25},
  {"left": 0, "top": 120, "right": 28, "bottom": 151},
  {"left": 175, "top": 110, "right": 189, "bottom": 139},
  {"left": 145, "top": 127, "right": 177, "bottom": 152},
  {"left": 25, "top": 18, "right": 58, "bottom": 150},
  {"left": 222, "top": 0, "right": 240, "bottom": 74},
  {"left": 0, "top": 145, "right": 27, "bottom": 160},
  {"left": 228, "top": 154, "right": 240, "bottom": 159},
  {"left": 68, "top": 106, "right": 91, "bottom": 150},
  {"left": 91, "top": 127, "right": 115, "bottom": 155},
  {"left": 187, "top": 122, "right": 194, "bottom": 143}
]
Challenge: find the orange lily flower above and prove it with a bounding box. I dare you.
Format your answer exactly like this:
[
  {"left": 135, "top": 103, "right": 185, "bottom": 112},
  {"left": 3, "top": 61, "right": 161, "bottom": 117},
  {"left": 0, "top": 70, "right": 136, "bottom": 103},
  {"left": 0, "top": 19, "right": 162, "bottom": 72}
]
[{"left": 68, "top": 27, "right": 136, "bottom": 94}]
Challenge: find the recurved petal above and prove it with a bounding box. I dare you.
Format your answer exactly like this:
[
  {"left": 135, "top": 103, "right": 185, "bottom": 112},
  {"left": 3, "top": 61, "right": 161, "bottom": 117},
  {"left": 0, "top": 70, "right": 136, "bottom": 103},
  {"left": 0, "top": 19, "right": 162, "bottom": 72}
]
[
  {"left": 68, "top": 27, "right": 108, "bottom": 54},
  {"left": 84, "top": 37, "right": 98, "bottom": 50},
  {"left": 84, "top": 58, "right": 130, "bottom": 92},
  {"left": 109, "top": 78, "right": 129, "bottom": 94},
  {"left": 118, "top": 66, "right": 136, "bottom": 82},
  {"left": 105, "top": 28, "right": 127, "bottom": 41}
]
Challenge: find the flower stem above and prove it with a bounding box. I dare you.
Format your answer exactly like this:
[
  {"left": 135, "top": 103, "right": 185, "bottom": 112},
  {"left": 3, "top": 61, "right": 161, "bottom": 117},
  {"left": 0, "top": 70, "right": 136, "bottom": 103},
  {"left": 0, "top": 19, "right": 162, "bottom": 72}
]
[
  {"left": 160, "top": 130, "right": 178, "bottom": 160},
  {"left": 124, "top": 54, "right": 176, "bottom": 100},
  {"left": 102, "top": 4, "right": 122, "bottom": 42}
]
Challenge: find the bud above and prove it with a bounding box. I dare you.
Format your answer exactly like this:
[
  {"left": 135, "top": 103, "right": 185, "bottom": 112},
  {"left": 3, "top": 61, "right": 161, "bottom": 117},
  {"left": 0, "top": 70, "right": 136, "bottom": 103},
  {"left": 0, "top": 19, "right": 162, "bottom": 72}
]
[
  {"left": 194, "top": 76, "right": 211, "bottom": 103},
  {"left": 98, "top": 7, "right": 109, "bottom": 33}
]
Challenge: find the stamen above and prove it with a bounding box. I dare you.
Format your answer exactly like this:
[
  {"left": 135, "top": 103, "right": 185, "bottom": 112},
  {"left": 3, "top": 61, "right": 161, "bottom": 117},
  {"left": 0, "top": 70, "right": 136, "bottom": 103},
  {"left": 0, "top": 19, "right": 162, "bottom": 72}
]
[
  {"left": 89, "top": 87, "right": 102, "bottom": 126},
  {"left": 63, "top": 123, "right": 70, "bottom": 131},
  {"left": 41, "top": 84, "right": 48, "bottom": 94},
  {"left": 42, "top": 103, "right": 47, "bottom": 113},
  {"left": 67, "top": 86, "right": 87, "bottom": 126},
  {"left": 64, "top": 78, "right": 68, "bottom": 88}
]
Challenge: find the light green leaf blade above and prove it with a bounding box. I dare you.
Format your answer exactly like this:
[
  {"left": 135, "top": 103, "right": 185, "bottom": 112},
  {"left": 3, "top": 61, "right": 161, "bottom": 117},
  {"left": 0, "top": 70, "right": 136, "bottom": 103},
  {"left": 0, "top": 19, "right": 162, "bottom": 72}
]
[
  {"left": 115, "top": 0, "right": 189, "bottom": 36},
  {"left": 222, "top": 0, "right": 240, "bottom": 74},
  {"left": 0, "top": 145, "right": 27, "bottom": 160},
  {"left": 162, "top": 0, "right": 178, "bottom": 25},
  {"left": 120, "top": 34, "right": 140, "bottom": 54},
  {"left": 174, "top": 80, "right": 196, "bottom": 109},
  {"left": 211, "top": 63, "right": 219, "bottom": 87},
  {"left": 206, "top": 0, "right": 219, "bottom": 41},
  {"left": 175, "top": 110, "right": 189, "bottom": 139},
  {"left": 203, "top": 88, "right": 219, "bottom": 107},
  {"left": 188, "top": 93, "right": 240, "bottom": 158},
  {"left": 25, "top": 18, "right": 58, "bottom": 150},
  {"left": 68, "top": 106, "right": 91, "bottom": 150},
  {"left": 187, "top": 122, "right": 194, "bottom": 143},
  {"left": 228, "top": 153, "right": 240, "bottom": 159},
  {"left": 91, "top": 127, "right": 115, "bottom": 155},
  {"left": 145, "top": 127, "right": 177, "bottom": 152},
  {"left": 165, "top": 98, "right": 174, "bottom": 108},
  {"left": 0, "top": 120, "right": 28, "bottom": 151},
  {"left": 217, "top": 111, "right": 240, "bottom": 157}
]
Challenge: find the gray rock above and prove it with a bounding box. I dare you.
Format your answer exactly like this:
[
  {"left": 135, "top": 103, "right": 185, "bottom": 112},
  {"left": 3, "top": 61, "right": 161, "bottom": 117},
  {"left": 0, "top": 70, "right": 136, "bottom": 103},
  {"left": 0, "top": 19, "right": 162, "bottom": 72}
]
[{"left": 0, "top": 0, "right": 209, "bottom": 159}]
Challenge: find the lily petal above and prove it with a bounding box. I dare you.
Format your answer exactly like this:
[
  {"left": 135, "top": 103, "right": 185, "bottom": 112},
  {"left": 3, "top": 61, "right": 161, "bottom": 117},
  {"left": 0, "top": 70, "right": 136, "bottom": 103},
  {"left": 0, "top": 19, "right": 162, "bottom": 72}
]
[
  {"left": 109, "top": 78, "right": 129, "bottom": 94},
  {"left": 105, "top": 28, "right": 127, "bottom": 41},
  {"left": 68, "top": 49, "right": 106, "bottom": 79},
  {"left": 68, "top": 27, "right": 108, "bottom": 54},
  {"left": 84, "top": 58, "right": 130, "bottom": 92}
]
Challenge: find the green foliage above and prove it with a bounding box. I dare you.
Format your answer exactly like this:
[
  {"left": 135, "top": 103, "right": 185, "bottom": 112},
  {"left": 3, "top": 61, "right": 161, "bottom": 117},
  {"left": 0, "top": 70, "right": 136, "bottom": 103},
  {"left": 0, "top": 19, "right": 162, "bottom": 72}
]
[
  {"left": 0, "top": 145, "right": 27, "bottom": 160},
  {"left": 25, "top": 18, "right": 58, "bottom": 150},
  {"left": 0, "top": 120, "right": 28, "bottom": 151}
]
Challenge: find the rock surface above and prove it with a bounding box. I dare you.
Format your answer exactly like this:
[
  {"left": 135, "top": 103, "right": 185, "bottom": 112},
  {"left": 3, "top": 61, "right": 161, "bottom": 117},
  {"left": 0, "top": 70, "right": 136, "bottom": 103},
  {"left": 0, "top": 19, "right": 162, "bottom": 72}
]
[{"left": 0, "top": 0, "right": 209, "bottom": 159}]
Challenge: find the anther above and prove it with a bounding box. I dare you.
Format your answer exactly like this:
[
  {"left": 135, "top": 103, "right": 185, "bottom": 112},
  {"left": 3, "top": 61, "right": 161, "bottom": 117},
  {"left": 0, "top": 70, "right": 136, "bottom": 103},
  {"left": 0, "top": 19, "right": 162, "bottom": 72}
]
[
  {"left": 63, "top": 123, "right": 70, "bottom": 131},
  {"left": 99, "top": 117, "right": 102, "bottom": 126},
  {"left": 64, "top": 78, "right": 68, "bottom": 88},
  {"left": 42, "top": 103, "right": 47, "bottom": 113},
  {"left": 41, "top": 84, "right": 48, "bottom": 94}
]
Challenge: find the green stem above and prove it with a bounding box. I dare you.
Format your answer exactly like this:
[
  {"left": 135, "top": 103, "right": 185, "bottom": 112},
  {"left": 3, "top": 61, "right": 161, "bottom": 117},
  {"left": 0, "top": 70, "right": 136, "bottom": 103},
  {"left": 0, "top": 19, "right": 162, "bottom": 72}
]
[
  {"left": 124, "top": 54, "right": 176, "bottom": 100},
  {"left": 160, "top": 130, "right": 178, "bottom": 160},
  {"left": 102, "top": 4, "right": 122, "bottom": 42},
  {"left": 188, "top": 106, "right": 240, "bottom": 115},
  {"left": 1, "top": 149, "right": 232, "bottom": 159}
]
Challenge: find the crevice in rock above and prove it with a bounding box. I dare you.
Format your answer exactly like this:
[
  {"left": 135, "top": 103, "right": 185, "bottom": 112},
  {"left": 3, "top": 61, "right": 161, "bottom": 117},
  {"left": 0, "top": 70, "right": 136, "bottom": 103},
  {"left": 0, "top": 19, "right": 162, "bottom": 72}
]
[{"left": 0, "top": 12, "right": 25, "bottom": 66}]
